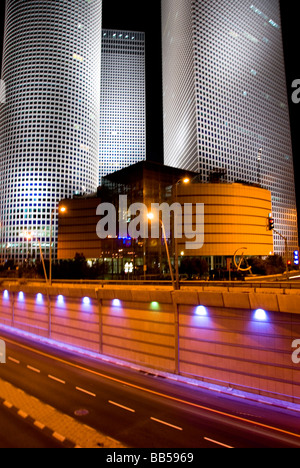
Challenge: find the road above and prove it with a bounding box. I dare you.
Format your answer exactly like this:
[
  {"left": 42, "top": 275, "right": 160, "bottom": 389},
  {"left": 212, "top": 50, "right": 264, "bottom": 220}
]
[{"left": 0, "top": 328, "right": 300, "bottom": 449}]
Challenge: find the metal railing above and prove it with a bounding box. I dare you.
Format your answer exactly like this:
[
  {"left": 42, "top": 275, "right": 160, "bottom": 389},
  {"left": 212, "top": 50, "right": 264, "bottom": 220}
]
[{"left": 0, "top": 277, "right": 299, "bottom": 290}]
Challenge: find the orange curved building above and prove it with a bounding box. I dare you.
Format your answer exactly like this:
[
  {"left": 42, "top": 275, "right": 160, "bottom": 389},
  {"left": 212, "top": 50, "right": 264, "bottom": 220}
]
[{"left": 176, "top": 183, "right": 274, "bottom": 258}]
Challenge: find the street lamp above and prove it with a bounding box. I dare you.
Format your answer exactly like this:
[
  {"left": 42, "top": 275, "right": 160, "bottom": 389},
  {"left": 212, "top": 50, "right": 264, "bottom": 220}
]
[
  {"left": 174, "top": 177, "right": 190, "bottom": 290},
  {"left": 147, "top": 212, "right": 175, "bottom": 290},
  {"left": 49, "top": 205, "right": 67, "bottom": 286},
  {"left": 23, "top": 231, "right": 48, "bottom": 283}
]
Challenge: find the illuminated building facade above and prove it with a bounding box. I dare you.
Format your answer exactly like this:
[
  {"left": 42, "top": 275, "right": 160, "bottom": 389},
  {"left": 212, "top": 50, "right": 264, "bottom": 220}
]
[
  {"left": 161, "top": 0, "right": 298, "bottom": 255},
  {"left": 58, "top": 161, "right": 273, "bottom": 277},
  {"left": 99, "top": 30, "right": 146, "bottom": 183},
  {"left": 0, "top": 0, "right": 102, "bottom": 263}
]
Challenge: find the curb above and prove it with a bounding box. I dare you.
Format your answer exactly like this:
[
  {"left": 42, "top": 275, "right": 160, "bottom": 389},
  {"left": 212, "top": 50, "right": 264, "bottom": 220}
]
[{"left": 0, "top": 397, "right": 80, "bottom": 448}]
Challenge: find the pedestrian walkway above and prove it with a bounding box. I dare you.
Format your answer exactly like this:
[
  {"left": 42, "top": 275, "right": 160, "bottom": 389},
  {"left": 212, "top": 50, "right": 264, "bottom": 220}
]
[{"left": 0, "top": 378, "right": 126, "bottom": 448}]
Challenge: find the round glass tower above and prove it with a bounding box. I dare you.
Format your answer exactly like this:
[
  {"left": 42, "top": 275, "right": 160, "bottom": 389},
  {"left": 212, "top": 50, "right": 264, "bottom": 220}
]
[{"left": 0, "top": 0, "right": 102, "bottom": 263}]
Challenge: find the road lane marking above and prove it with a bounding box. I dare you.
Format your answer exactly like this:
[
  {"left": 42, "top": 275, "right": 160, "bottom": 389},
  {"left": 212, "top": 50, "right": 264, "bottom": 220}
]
[
  {"left": 204, "top": 437, "right": 234, "bottom": 448},
  {"left": 75, "top": 387, "right": 96, "bottom": 398},
  {"left": 27, "top": 365, "right": 40, "bottom": 374},
  {"left": 8, "top": 356, "right": 20, "bottom": 364},
  {"left": 48, "top": 375, "right": 66, "bottom": 385},
  {"left": 3, "top": 335, "right": 300, "bottom": 443},
  {"left": 150, "top": 417, "right": 183, "bottom": 431},
  {"left": 108, "top": 400, "right": 135, "bottom": 413}
]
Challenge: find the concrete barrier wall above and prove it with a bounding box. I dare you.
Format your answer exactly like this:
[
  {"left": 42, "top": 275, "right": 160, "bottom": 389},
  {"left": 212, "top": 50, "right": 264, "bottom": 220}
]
[
  {"left": 101, "top": 299, "right": 175, "bottom": 372},
  {"left": 0, "top": 284, "right": 300, "bottom": 404},
  {"left": 179, "top": 305, "right": 300, "bottom": 401},
  {"left": 51, "top": 296, "right": 100, "bottom": 353}
]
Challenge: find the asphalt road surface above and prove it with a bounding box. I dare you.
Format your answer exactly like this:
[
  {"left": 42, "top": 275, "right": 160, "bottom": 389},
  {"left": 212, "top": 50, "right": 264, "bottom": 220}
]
[{"left": 0, "top": 328, "right": 300, "bottom": 449}]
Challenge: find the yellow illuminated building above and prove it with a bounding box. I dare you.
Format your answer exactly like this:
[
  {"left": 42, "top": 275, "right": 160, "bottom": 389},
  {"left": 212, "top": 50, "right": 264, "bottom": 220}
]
[{"left": 177, "top": 183, "right": 273, "bottom": 258}]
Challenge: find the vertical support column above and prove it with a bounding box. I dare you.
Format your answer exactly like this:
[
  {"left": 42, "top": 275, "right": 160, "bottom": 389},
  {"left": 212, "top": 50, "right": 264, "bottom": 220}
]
[
  {"left": 11, "top": 290, "right": 15, "bottom": 328},
  {"left": 47, "top": 288, "right": 51, "bottom": 338},
  {"left": 97, "top": 290, "right": 103, "bottom": 355},
  {"left": 172, "top": 292, "right": 180, "bottom": 375}
]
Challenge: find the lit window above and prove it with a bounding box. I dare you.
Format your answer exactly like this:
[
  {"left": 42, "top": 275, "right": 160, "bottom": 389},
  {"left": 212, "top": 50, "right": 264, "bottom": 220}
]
[{"left": 73, "top": 53, "right": 83, "bottom": 63}]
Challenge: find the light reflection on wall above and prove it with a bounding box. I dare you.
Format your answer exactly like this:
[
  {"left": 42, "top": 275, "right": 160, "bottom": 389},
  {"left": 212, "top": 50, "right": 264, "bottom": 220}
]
[
  {"left": 254, "top": 309, "right": 268, "bottom": 321},
  {"left": 18, "top": 291, "right": 24, "bottom": 302},
  {"left": 57, "top": 295, "right": 65, "bottom": 306}
]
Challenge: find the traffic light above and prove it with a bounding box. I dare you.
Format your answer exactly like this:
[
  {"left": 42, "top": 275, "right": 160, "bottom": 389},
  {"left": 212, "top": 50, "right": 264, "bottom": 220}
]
[
  {"left": 268, "top": 217, "right": 275, "bottom": 231},
  {"left": 294, "top": 250, "right": 299, "bottom": 266}
]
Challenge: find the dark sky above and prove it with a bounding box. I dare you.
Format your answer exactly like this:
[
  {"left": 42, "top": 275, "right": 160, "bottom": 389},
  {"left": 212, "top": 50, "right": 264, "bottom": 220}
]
[{"left": 0, "top": 0, "right": 299, "bottom": 226}]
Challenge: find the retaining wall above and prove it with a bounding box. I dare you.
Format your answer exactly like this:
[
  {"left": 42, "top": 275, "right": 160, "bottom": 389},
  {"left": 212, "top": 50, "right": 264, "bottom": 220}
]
[{"left": 0, "top": 283, "right": 299, "bottom": 404}]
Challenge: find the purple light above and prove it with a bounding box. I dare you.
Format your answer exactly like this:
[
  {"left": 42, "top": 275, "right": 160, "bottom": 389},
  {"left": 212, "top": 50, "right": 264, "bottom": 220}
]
[
  {"left": 57, "top": 295, "right": 65, "bottom": 305},
  {"left": 36, "top": 293, "right": 43, "bottom": 303},
  {"left": 112, "top": 299, "right": 121, "bottom": 307},
  {"left": 82, "top": 297, "right": 91, "bottom": 306},
  {"left": 196, "top": 305, "right": 208, "bottom": 316},
  {"left": 254, "top": 309, "right": 268, "bottom": 321},
  {"left": 18, "top": 292, "right": 24, "bottom": 301}
]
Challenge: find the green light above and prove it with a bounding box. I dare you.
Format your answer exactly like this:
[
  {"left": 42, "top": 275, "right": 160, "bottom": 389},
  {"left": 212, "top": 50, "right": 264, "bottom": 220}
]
[{"left": 150, "top": 302, "right": 160, "bottom": 310}]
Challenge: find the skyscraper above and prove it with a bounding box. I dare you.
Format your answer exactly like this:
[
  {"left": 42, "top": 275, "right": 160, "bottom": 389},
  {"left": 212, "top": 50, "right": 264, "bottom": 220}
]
[
  {"left": 0, "top": 0, "right": 102, "bottom": 263},
  {"left": 161, "top": 0, "right": 298, "bottom": 255},
  {"left": 99, "top": 29, "right": 146, "bottom": 183}
]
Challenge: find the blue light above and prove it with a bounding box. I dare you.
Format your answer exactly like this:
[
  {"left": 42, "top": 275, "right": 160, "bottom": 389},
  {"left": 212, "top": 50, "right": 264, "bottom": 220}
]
[
  {"left": 36, "top": 293, "right": 43, "bottom": 303},
  {"left": 3, "top": 290, "right": 9, "bottom": 300},
  {"left": 112, "top": 299, "right": 121, "bottom": 307},
  {"left": 82, "top": 297, "right": 91, "bottom": 306},
  {"left": 18, "top": 292, "right": 24, "bottom": 301},
  {"left": 196, "top": 305, "right": 208, "bottom": 316},
  {"left": 57, "top": 295, "right": 65, "bottom": 305},
  {"left": 254, "top": 309, "right": 268, "bottom": 321}
]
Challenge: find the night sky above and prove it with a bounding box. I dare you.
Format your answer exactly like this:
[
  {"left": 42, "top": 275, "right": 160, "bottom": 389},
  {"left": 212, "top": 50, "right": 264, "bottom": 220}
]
[{"left": 0, "top": 0, "right": 299, "bottom": 232}]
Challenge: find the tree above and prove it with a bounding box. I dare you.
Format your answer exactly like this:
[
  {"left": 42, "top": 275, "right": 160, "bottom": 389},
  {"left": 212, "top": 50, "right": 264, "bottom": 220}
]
[{"left": 179, "top": 258, "right": 208, "bottom": 279}]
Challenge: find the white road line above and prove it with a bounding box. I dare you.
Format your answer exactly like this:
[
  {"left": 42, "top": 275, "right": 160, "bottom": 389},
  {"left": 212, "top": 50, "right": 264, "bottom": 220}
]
[
  {"left": 108, "top": 400, "right": 136, "bottom": 413},
  {"left": 204, "top": 437, "right": 234, "bottom": 448},
  {"left": 8, "top": 356, "right": 20, "bottom": 364},
  {"left": 27, "top": 365, "right": 40, "bottom": 374},
  {"left": 150, "top": 417, "right": 183, "bottom": 431},
  {"left": 75, "top": 387, "right": 96, "bottom": 398},
  {"left": 48, "top": 375, "right": 66, "bottom": 385}
]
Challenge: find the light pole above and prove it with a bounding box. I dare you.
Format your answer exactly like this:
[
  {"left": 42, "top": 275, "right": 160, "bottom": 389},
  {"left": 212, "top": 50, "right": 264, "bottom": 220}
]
[
  {"left": 273, "top": 229, "right": 289, "bottom": 279},
  {"left": 49, "top": 205, "right": 67, "bottom": 286},
  {"left": 174, "top": 177, "right": 191, "bottom": 290},
  {"left": 147, "top": 212, "right": 175, "bottom": 290},
  {"left": 23, "top": 232, "right": 48, "bottom": 283}
]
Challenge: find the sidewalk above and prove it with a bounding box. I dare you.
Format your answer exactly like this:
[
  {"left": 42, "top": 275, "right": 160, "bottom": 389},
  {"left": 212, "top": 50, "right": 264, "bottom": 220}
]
[{"left": 0, "top": 378, "right": 126, "bottom": 448}]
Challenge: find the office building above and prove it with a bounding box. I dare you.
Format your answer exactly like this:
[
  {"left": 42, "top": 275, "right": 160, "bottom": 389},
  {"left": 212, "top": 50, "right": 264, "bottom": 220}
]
[
  {"left": 58, "top": 161, "right": 273, "bottom": 277},
  {"left": 161, "top": 0, "right": 298, "bottom": 255},
  {"left": 99, "top": 29, "right": 146, "bottom": 183},
  {"left": 0, "top": 0, "right": 102, "bottom": 263}
]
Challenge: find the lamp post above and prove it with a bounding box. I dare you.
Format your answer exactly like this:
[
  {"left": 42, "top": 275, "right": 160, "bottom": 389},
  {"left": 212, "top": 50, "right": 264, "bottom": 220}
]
[
  {"left": 49, "top": 205, "right": 67, "bottom": 286},
  {"left": 273, "top": 229, "right": 289, "bottom": 279},
  {"left": 147, "top": 212, "right": 175, "bottom": 290},
  {"left": 174, "top": 177, "right": 191, "bottom": 290},
  {"left": 23, "top": 231, "right": 48, "bottom": 283}
]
